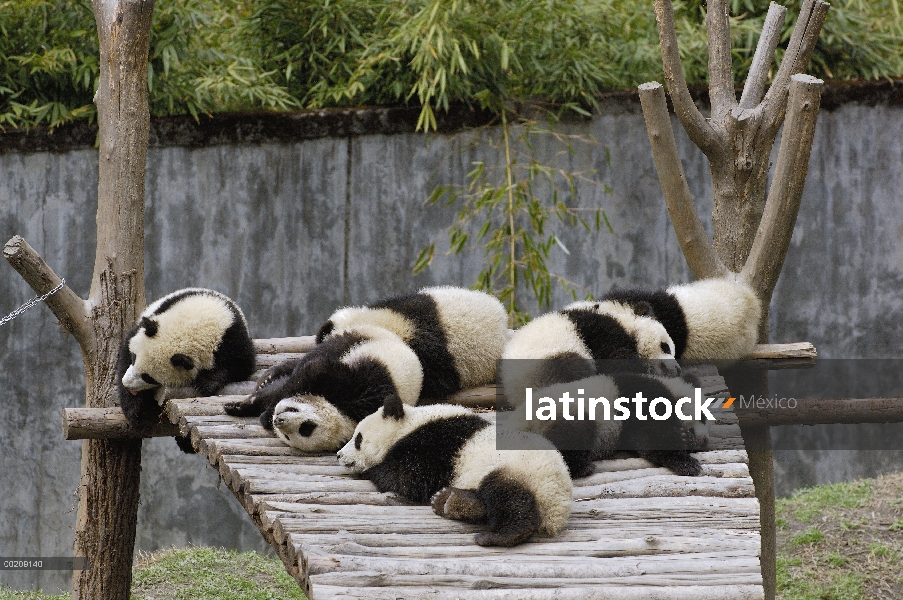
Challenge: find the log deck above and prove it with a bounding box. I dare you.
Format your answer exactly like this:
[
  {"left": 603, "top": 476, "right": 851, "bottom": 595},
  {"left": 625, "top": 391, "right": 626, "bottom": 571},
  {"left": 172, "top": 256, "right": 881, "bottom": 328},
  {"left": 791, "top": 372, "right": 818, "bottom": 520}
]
[{"left": 153, "top": 337, "right": 769, "bottom": 599}]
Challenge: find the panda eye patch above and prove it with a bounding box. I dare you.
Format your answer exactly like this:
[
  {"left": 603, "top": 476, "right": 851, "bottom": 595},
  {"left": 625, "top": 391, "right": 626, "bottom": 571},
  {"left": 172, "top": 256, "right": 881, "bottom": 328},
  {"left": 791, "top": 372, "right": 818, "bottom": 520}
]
[
  {"left": 298, "top": 421, "right": 318, "bottom": 437},
  {"left": 170, "top": 353, "right": 195, "bottom": 371},
  {"left": 141, "top": 373, "right": 160, "bottom": 386},
  {"left": 354, "top": 432, "right": 362, "bottom": 450},
  {"left": 282, "top": 406, "right": 298, "bottom": 413},
  {"left": 660, "top": 342, "right": 670, "bottom": 354}
]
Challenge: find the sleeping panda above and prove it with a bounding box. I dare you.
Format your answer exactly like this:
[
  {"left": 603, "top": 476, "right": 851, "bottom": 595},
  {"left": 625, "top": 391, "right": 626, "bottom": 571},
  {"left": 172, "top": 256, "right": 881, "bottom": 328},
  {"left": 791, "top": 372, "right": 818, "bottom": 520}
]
[
  {"left": 117, "top": 288, "right": 256, "bottom": 427},
  {"left": 224, "top": 324, "right": 423, "bottom": 452},
  {"left": 337, "top": 395, "right": 572, "bottom": 547},
  {"left": 502, "top": 371, "right": 709, "bottom": 478},
  {"left": 316, "top": 286, "right": 507, "bottom": 400},
  {"left": 500, "top": 299, "right": 678, "bottom": 410},
  {"left": 598, "top": 277, "right": 762, "bottom": 360}
]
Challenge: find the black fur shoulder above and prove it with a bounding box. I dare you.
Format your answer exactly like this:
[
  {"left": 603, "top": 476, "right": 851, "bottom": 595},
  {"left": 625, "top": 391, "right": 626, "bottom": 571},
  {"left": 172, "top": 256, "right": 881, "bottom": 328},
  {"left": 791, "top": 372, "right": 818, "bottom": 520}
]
[
  {"left": 560, "top": 308, "right": 639, "bottom": 360},
  {"left": 371, "top": 291, "right": 461, "bottom": 400},
  {"left": 363, "top": 415, "right": 489, "bottom": 503},
  {"left": 195, "top": 305, "right": 256, "bottom": 396},
  {"left": 601, "top": 288, "right": 688, "bottom": 358}
]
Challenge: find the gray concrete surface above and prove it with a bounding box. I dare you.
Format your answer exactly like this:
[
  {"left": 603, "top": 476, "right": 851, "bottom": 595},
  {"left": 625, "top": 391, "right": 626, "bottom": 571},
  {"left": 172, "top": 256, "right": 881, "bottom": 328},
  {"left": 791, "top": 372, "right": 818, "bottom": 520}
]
[{"left": 2, "top": 96, "right": 902, "bottom": 591}]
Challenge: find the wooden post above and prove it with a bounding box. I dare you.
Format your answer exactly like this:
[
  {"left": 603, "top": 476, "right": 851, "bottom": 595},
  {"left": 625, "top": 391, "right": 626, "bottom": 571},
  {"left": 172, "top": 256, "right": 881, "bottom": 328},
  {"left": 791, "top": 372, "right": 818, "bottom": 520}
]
[
  {"left": 639, "top": 2, "right": 830, "bottom": 597},
  {"left": 4, "top": 0, "right": 155, "bottom": 598}
]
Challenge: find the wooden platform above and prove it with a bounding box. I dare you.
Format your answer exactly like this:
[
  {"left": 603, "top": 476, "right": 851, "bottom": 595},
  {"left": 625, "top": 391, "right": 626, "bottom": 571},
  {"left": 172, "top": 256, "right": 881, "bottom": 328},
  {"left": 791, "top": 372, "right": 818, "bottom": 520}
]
[{"left": 165, "top": 341, "right": 764, "bottom": 600}]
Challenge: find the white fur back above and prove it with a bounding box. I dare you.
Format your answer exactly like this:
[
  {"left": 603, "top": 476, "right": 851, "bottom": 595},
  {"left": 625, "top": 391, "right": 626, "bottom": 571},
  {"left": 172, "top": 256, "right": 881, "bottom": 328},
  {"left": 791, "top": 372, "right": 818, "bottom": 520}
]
[
  {"left": 562, "top": 300, "right": 676, "bottom": 361},
  {"left": 453, "top": 427, "right": 572, "bottom": 536},
  {"left": 667, "top": 278, "right": 762, "bottom": 360},
  {"left": 422, "top": 287, "right": 508, "bottom": 388},
  {"left": 329, "top": 307, "right": 416, "bottom": 341},
  {"left": 128, "top": 294, "right": 234, "bottom": 387},
  {"left": 340, "top": 331, "right": 423, "bottom": 406},
  {"left": 503, "top": 312, "right": 590, "bottom": 361}
]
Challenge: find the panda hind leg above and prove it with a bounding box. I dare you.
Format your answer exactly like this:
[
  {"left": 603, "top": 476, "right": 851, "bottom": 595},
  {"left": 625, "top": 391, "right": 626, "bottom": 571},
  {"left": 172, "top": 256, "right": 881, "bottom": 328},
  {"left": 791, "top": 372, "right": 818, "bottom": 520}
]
[
  {"left": 472, "top": 470, "right": 541, "bottom": 547},
  {"left": 431, "top": 487, "right": 486, "bottom": 523}
]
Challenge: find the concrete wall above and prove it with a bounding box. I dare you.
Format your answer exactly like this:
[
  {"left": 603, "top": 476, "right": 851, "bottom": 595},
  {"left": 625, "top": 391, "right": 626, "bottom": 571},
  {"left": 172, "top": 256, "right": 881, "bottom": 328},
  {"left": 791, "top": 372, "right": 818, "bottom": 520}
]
[{"left": 2, "top": 95, "right": 903, "bottom": 591}]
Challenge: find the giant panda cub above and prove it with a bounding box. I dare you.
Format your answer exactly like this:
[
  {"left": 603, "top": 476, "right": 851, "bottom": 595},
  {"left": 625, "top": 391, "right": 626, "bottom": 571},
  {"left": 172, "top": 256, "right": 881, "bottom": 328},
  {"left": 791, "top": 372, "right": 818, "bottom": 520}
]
[
  {"left": 316, "top": 286, "right": 507, "bottom": 400},
  {"left": 117, "top": 288, "right": 256, "bottom": 451},
  {"left": 337, "top": 395, "right": 572, "bottom": 547},
  {"left": 599, "top": 277, "right": 762, "bottom": 361},
  {"left": 503, "top": 371, "right": 709, "bottom": 478},
  {"left": 500, "top": 299, "right": 678, "bottom": 410},
  {"left": 225, "top": 324, "right": 423, "bottom": 452}
]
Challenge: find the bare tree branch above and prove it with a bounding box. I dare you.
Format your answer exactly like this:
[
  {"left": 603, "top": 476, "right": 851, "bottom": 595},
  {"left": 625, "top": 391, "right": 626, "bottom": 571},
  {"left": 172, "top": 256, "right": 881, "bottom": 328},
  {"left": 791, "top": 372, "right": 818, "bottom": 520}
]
[
  {"left": 739, "top": 2, "right": 787, "bottom": 109},
  {"left": 742, "top": 75, "right": 824, "bottom": 300},
  {"left": 761, "top": 0, "right": 829, "bottom": 125},
  {"left": 653, "top": 0, "right": 721, "bottom": 156},
  {"left": 4, "top": 235, "right": 93, "bottom": 352},
  {"left": 706, "top": 0, "right": 736, "bottom": 122},
  {"left": 639, "top": 83, "right": 727, "bottom": 280}
]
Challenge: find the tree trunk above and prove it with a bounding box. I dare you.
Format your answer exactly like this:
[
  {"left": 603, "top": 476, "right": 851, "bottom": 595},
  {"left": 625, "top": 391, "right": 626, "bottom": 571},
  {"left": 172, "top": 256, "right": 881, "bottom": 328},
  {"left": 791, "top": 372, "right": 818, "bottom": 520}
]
[
  {"left": 71, "top": 3, "right": 155, "bottom": 598},
  {"left": 639, "top": 2, "right": 829, "bottom": 598}
]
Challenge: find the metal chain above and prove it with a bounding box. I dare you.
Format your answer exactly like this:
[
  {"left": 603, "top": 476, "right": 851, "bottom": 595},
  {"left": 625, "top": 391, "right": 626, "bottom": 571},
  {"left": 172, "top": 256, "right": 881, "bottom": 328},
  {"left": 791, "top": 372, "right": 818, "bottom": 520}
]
[{"left": 0, "top": 279, "right": 66, "bottom": 327}]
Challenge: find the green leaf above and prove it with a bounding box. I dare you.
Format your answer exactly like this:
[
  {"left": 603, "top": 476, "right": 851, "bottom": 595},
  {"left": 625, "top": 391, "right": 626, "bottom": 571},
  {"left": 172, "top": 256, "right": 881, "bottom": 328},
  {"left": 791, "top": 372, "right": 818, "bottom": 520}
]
[{"left": 412, "top": 243, "right": 435, "bottom": 274}]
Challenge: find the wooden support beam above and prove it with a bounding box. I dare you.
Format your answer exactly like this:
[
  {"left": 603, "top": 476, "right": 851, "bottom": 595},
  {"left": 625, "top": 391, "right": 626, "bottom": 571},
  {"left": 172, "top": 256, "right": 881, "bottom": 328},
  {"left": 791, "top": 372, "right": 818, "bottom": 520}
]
[
  {"left": 61, "top": 341, "right": 821, "bottom": 440},
  {"left": 63, "top": 407, "right": 178, "bottom": 440},
  {"left": 737, "top": 398, "right": 903, "bottom": 427}
]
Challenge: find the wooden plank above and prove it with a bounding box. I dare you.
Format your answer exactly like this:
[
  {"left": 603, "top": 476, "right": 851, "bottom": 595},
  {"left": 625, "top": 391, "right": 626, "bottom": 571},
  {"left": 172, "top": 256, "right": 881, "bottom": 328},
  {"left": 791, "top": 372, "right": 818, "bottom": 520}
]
[
  {"left": 254, "top": 337, "right": 316, "bottom": 354},
  {"left": 310, "top": 570, "right": 763, "bottom": 588},
  {"left": 573, "top": 475, "right": 755, "bottom": 500},
  {"left": 746, "top": 341, "right": 816, "bottom": 359},
  {"left": 282, "top": 529, "right": 760, "bottom": 549},
  {"left": 305, "top": 550, "right": 761, "bottom": 577},
  {"left": 299, "top": 534, "right": 759, "bottom": 559},
  {"left": 310, "top": 584, "right": 765, "bottom": 600}
]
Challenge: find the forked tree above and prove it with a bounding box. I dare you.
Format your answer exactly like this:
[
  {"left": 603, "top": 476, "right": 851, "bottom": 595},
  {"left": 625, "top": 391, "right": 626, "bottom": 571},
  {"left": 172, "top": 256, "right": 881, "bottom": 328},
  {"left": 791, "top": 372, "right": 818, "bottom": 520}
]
[
  {"left": 3, "top": 0, "right": 155, "bottom": 598},
  {"left": 638, "top": 0, "right": 829, "bottom": 597}
]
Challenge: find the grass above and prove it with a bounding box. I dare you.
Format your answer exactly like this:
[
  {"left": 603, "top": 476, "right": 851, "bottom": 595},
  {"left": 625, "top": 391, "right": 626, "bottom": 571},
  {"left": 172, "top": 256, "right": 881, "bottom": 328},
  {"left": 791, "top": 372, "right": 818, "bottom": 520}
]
[
  {"left": 0, "top": 547, "right": 308, "bottom": 600},
  {"left": 777, "top": 472, "right": 903, "bottom": 600}
]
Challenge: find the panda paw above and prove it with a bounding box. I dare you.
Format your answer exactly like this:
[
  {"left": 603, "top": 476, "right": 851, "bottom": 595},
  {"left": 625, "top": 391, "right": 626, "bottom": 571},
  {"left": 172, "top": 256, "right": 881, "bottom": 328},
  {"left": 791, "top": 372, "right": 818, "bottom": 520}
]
[
  {"left": 223, "top": 400, "right": 261, "bottom": 417},
  {"left": 431, "top": 487, "right": 486, "bottom": 523},
  {"left": 671, "top": 454, "right": 702, "bottom": 477}
]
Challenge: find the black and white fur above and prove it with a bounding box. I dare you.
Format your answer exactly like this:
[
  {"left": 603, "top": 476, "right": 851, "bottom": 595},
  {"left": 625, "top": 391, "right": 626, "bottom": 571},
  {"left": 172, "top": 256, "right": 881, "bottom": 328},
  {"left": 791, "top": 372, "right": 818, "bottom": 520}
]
[
  {"left": 500, "top": 300, "right": 678, "bottom": 410},
  {"left": 316, "top": 286, "right": 507, "bottom": 400},
  {"left": 117, "top": 288, "right": 255, "bottom": 431},
  {"left": 225, "top": 324, "right": 423, "bottom": 452},
  {"left": 599, "top": 277, "right": 762, "bottom": 360},
  {"left": 338, "top": 396, "right": 572, "bottom": 547},
  {"left": 502, "top": 372, "right": 708, "bottom": 478}
]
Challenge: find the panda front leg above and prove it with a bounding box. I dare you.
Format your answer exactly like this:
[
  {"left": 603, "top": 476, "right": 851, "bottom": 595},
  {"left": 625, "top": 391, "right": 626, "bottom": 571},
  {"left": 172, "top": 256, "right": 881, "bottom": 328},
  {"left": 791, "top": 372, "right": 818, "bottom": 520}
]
[
  {"left": 621, "top": 418, "right": 702, "bottom": 477},
  {"left": 223, "top": 360, "right": 302, "bottom": 419},
  {"left": 192, "top": 367, "right": 232, "bottom": 397}
]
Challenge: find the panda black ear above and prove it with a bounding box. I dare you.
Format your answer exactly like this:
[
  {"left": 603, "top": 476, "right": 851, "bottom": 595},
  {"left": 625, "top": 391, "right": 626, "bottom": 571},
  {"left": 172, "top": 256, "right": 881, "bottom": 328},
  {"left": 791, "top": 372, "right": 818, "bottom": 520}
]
[
  {"left": 171, "top": 353, "right": 195, "bottom": 370},
  {"left": 382, "top": 393, "right": 405, "bottom": 420},
  {"left": 633, "top": 301, "right": 655, "bottom": 319},
  {"left": 315, "top": 320, "right": 335, "bottom": 344},
  {"left": 140, "top": 317, "right": 159, "bottom": 337}
]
